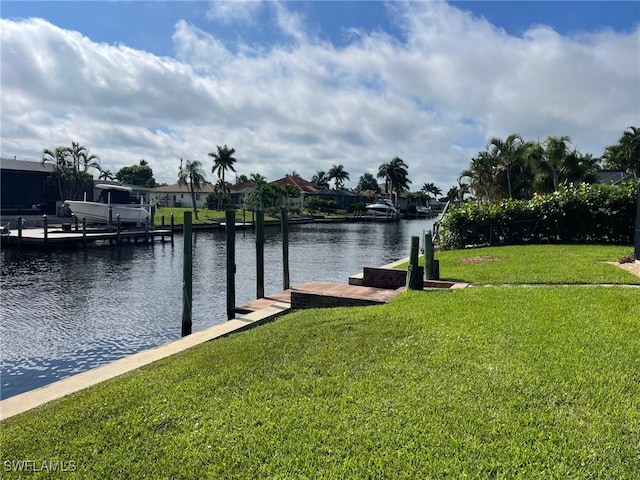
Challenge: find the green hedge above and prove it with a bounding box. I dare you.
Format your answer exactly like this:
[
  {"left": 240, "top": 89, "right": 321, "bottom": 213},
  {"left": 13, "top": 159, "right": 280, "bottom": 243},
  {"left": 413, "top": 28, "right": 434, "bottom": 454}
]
[{"left": 438, "top": 182, "right": 639, "bottom": 248}]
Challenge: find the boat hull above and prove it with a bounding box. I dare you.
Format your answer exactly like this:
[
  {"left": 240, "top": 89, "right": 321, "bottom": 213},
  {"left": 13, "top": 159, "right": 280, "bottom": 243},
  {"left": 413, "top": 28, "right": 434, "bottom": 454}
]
[{"left": 64, "top": 201, "right": 151, "bottom": 224}]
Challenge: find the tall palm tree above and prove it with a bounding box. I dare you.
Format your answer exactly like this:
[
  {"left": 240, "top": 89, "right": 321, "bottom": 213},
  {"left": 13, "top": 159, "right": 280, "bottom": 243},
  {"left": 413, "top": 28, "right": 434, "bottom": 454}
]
[
  {"left": 377, "top": 157, "right": 411, "bottom": 205},
  {"left": 311, "top": 170, "right": 330, "bottom": 189},
  {"left": 177, "top": 158, "right": 207, "bottom": 220},
  {"left": 209, "top": 145, "right": 237, "bottom": 182},
  {"left": 327, "top": 164, "right": 350, "bottom": 190},
  {"left": 487, "top": 134, "right": 530, "bottom": 199},
  {"left": 68, "top": 141, "right": 100, "bottom": 173}
]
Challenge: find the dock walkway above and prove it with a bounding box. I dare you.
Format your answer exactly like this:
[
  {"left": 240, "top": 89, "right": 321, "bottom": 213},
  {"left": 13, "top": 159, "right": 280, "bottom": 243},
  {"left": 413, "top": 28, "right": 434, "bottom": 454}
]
[{"left": 1, "top": 226, "right": 172, "bottom": 248}]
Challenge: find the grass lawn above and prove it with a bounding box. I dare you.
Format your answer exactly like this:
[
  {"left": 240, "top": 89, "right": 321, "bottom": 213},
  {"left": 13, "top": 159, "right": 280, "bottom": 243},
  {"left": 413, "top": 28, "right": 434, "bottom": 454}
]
[
  {"left": 401, "top": 244, "right": 639, "bottom": 285},
  {"left": 154, "top": 207, "right": 276, "bottom": 226},
  {"left": 1, "top": 284, "right": 639, "bottom": 478}
]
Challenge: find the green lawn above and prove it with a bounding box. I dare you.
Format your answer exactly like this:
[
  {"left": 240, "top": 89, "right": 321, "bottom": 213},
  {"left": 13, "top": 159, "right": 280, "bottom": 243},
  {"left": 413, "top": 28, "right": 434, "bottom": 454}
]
[
  {"left": 1, "top": 283, "right": 639, "bottom": 477},
  {"left": 154, "top": 207, "right": 275, "bottom": 226},
  {"left": 405, "top": 244, "right": 639, "bottom": 285}
]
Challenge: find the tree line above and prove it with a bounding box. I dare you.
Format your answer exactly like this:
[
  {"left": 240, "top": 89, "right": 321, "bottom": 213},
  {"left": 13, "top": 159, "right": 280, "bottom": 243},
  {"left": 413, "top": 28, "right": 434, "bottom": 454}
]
[
  {"left": 41, "top": 126, "right": 637, "bottom": 218},
  {"left": 457, "top": 126, "right": 639, "bottom": 203}
]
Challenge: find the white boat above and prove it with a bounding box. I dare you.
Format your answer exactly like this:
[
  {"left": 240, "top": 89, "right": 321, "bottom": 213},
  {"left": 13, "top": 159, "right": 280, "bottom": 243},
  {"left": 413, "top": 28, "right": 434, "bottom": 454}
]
[
  {"left": 416, "top": 206, "right": 431, "bottom": 216},
  {"left": 366, "top": 199, "right": 399, "bottom": 217},
  {"left": 64, "top": 184, "right": 152, "bottom": 224}
]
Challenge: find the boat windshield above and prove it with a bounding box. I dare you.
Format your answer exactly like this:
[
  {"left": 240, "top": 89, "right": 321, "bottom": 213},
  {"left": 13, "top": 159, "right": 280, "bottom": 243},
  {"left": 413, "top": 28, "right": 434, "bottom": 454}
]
[{"left": 98, "top": 189, "right": 132, "bottom": 204}]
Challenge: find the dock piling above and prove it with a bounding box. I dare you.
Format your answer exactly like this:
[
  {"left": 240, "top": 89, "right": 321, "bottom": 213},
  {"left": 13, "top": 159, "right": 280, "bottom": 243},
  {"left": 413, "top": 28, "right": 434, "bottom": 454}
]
[
  {"left": 226, "top": 209, "right": 236, "bottom": 320},
  {"left": 43, "top": 215, "right": 48, "bottom": 247},
  {"left": 182, "top": 211, "right": 193, "bottom": 336},
  {"left": 424, "top": 231, "right": 435, "bottom": 280},
  {"left": 116, "top": 215, "right": 121, "bottom": 245},
  {"left": 17, "top": 217, "right": 22, "bottom": 247},
  {"left": 282, "top": 208, "right": 290, "bottom": 290},
  {"left": 406, "top": 236, "right": 423, "bottom": 290},
  {"left": 82, "top": 217, "right": 87, "bottom": 249},
  {"left": 256, "top": 210, "right": 265, "bottom": 298}
]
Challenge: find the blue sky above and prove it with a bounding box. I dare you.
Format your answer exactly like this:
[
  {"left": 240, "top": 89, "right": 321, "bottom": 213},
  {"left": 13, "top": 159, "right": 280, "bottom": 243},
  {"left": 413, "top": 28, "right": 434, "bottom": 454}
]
[{"left": 1, "top": 1, "right": 639, "bottom": 188}]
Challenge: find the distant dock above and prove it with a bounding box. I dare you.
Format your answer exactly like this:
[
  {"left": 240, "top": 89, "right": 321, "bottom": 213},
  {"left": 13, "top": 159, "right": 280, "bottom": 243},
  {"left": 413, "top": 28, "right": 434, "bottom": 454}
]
[{"left": 1, "top": 225, "right": 173, "bottom": 249}]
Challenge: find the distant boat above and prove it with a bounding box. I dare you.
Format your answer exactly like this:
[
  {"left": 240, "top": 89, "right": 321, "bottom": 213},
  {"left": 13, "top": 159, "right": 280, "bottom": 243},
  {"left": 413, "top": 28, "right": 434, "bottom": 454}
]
[
  {"left": 416, "top": 206, "right": 431, "bottom": 216},
  {"left": 366, "top": 199, "right": 399, "bottom": 217},
  {"left": 64, "top": 184, "right": 152, "bottom": 224}
]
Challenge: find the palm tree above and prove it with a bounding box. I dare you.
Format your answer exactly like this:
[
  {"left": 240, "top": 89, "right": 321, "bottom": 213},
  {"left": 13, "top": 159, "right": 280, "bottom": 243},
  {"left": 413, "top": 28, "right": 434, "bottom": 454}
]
[
  {"left": 311, "top": 170, "right": 330, "bottom": 189},
  {"left": 98, "top": 169, "right": 115, "bottom": 181},
  {"left": 68, "top": 141, "right": 100, "bottom": 173},
  {"left": 41, "top": 146, "right": 69, "bottom": 201},
  {"left": 377, "top": 157, "right": 411, "bottom": 205},
  {"left": 457, "top": 175, "right": 471, "bottom": 202},
  {"left": 249, "top": 173, "right": 267, "bottom": 184},
  {"left": 487, "top": 134, "right": 531, "bottom": 199},
  {"left": 420, "top": 182, "right": 442, "bottom": 201},
  {"left": 177, "top": 158, "right": 207, "bottom": 220},
  {"left": 537, "top": 135, "right": 572, "bottom": 191},
  {"left": 459, "top": 151, "right": 498, "bottom": 203},
  {"left": 603, "top": 126, "right": 640, "bottom": 176},
  {"left": 245, "top": 174, "right": 271, "bottom": 210},
  {"left": 357, "top": 172, "right": 379, "bottom": 192},
  {"left": 213, "top": 178, "right": 231, "bottom": 210},
  {"left": 327, "top": 164, "right": 350, "bottom": 190},
  {"left": 209, "top": 145, "right": 237, "bottom": 182}
]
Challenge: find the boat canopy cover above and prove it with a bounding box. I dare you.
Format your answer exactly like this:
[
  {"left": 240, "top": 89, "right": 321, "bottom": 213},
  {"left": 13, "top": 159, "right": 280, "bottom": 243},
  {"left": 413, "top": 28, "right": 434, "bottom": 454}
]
[{"left": 95, "top": 184, "right": 132, "bottom": 192}]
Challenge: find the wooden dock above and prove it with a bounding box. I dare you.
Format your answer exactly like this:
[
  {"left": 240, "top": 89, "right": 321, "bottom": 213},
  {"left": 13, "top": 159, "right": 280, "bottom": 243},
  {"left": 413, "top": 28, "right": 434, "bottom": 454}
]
[{"left": 1, "top": 226, "right": 173, "bottom": 249}]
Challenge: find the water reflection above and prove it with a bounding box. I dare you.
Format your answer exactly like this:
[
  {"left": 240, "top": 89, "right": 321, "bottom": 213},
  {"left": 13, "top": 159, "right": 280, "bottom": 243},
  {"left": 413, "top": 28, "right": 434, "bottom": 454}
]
[{"left": 0, "top": 218, "right": 435, "bottom": 398}]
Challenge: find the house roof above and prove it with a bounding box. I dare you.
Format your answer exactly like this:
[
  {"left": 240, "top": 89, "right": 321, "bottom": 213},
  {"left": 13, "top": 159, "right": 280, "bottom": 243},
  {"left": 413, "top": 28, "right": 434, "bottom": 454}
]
[
  {"left": 229, "top": 181, "right": 256, "bottom": 194},
  {"left": 596, "top": 170, "right": 637, "bottom": 185},
  {"left": 313, "top": 188, "right": 362, "bottom": 197},
  {"left": 273, "top": 176, "right": 318, "bottom": 193},
  {"left": 154, "top": 183, "right": 215, "bottom": 194},
  {"left": 1, "top": 158, "right": 54, "bottom": 173}
]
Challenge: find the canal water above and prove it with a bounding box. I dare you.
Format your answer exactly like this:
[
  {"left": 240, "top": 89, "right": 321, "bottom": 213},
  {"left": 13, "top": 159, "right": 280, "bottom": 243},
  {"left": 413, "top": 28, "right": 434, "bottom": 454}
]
[{"left": 0, "top": 218, "right": 436, "bottom": 399}]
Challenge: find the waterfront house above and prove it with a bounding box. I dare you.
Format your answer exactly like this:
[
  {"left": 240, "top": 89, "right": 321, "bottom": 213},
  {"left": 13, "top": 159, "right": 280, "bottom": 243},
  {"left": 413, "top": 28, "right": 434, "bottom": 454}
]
[
  {"left": 229, "top": 181, "right": 256, "bottom": 206},
  {"left": 308, "top": 188, "right": 365, "bottom": 211},
  {"left": 272, "top": 176, "right": 319, "bottom": 209},
  {"left": 151, "top": 184, "right": 215, "bottom": 209}
]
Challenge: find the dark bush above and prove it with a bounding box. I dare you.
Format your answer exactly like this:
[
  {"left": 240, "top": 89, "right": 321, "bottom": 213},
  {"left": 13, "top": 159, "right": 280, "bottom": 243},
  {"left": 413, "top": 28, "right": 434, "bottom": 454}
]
[{"left": 438, "top": 182, "right": 638, "bottom": 248}]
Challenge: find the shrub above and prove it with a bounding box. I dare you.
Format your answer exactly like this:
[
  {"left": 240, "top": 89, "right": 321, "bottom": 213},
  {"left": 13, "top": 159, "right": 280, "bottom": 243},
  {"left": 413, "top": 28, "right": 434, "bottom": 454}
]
[{"left": 438, "top": 182, "right": 639, "bottom": 248}]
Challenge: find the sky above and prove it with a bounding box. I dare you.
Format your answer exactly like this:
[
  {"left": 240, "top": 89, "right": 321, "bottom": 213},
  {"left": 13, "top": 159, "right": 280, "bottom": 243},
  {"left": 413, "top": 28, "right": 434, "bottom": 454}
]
[{"left": 1, "top": 1, "right": 639, "bottom": 191}]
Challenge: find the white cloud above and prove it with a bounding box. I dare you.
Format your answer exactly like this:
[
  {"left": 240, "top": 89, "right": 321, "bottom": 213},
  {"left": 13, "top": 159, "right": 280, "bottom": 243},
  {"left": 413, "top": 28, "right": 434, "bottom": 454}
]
[
  {"left": 1, "top": 2, "right": 638, "bottom": 193},
  {"left": 205, "top": 0, "right": 264, "bottom": 24}
]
